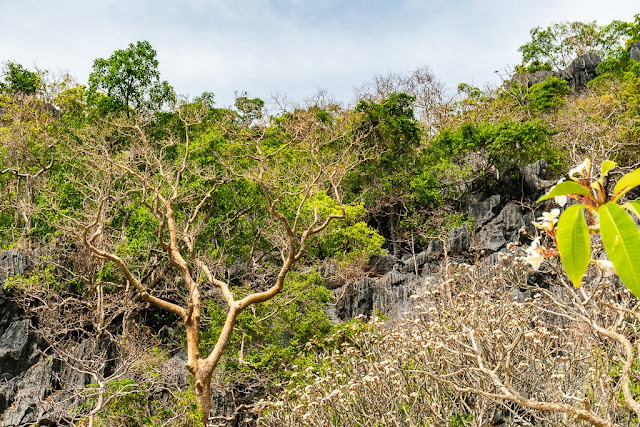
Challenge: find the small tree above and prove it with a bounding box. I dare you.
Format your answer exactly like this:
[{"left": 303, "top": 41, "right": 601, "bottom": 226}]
[
  {"left": 0, "top": 61, "right": 40, "bottom": 95},
  {"left": 50, "top": 99, "right": 371, "bottom": 423}
]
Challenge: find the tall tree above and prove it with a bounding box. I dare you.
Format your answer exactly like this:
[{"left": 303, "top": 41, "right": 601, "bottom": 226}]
[
  {"left": 50, "top": 100, "right": 371, "bottom": 423},
  {"left": 87, "top": 40, "right": 174, "bottom": 115}
]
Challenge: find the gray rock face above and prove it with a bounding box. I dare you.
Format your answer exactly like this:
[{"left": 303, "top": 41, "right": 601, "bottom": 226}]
[
  {"left": 368, "top": 254, "right": 400, "bottom": 276},
  {"left": 446, "top": 226, "right": 471, "bottom": 253},
  {"left": 629, "top": 42, "right": 640, "bottom": 62},
  {"left": 0, "top": 250, "right": 31, "bottom": 337},
  {"left": 559, "top": 52, "right": 601, "bottom": 91},
  {"left": 0, "top": 320, "right": 40, "bottom": 380},
  {"left": 521, "top": 159, "right": 555, "bottom": 193},
  {"left": 466, "top": 194, "right": 502, "bottom": 228},
  {"left": 472, "top": 202, "right": 533, "bottom": 253},
  {"left": 0, "top": 359, "right": 54, "bottom": 427},
  {"left": 0, "top": 250, "right": 31, "bottom": 286},
  {"left": 0, "top": 250, "right": 49, "bottom": 426},
  {"left": 510, "top": 70, "right": 556, "bottom": 88}
]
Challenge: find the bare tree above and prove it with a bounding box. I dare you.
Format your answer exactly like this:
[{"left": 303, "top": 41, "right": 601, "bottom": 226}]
[
  {"left": 354, "top": 66, "right": 452, "bottom": 134},
  {"left": 260, "top": 252, "right": 640, "bottom": 426},
  {"left": 48, "top": 99, "right": 371, "bottom": 423},
  {"left": 0, "top": 92, "right": 60, "bottom": 246}
]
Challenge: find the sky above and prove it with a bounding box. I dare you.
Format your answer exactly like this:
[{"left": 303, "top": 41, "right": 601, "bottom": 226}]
[{"left": 1, "top": 0, "right": 638, "bottom": 108}]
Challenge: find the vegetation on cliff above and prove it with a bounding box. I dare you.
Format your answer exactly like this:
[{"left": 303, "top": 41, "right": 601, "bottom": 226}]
[{"left": 1, "top": 13, "right": 640, "bottom": 427}]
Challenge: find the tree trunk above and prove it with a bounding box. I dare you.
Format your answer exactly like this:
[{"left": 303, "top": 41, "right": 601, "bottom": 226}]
[{"left": 195, "top": 370, "right": 213, "bottom": 426}]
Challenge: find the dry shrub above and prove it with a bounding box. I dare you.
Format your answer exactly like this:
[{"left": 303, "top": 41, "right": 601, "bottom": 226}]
[{"left": 257, "top": 254, "right": 640, "bottom": 426}]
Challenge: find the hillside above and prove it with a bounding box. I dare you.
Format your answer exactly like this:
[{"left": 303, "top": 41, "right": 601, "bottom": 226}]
[{"left": 1, "top": 15, "right": 640, "bottom": 427}]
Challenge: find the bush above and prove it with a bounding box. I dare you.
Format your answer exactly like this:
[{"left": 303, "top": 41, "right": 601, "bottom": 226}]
[{"left": 258, "top": 254, "right": 640, "bottom": 426}]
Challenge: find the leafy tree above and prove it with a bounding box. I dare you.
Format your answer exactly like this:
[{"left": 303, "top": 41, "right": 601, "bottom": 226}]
[
  {"left": 527, "top": 76, "right": 571, "bottom": 112},
  {"left": 535, "top": 159, "right": 640, "bottom": 294},
  {"left": 518, "top": 17, "right": 640, "bottom": 71},
  {"left": 87, "top": 41, "right": 175, "bottom": 115},
  {"left": 347, "top": 93, "right": 421, "bottom": 255},
  {"left": 0, "top": 61, "right": 40, "bottom": 95},
  {"left": 0, "top": 86, "right": 65, "bottom": 245}
]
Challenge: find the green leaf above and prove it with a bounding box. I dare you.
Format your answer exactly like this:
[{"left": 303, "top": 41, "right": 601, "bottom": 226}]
[
  {"left": 537, "top": 180, "right": 592, "bottom": 203},
  {"left": 556, "top": 204, "right": 591, "bottom": 287},
  {"left": 600, "top": 202, "right": 640, "bottom": 298},
  {"left": 599, "top": 160, "right": 616, "bottom": 181},
  {"left": 622, "top": 200, "right": 640, "bottom": 220},
  {"left": 612, "top": 168, "right": 640, "bottom": 202}
]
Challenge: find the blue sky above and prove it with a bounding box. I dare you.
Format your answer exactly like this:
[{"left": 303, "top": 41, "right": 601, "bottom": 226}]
[{"left": 1, "top": 1, "right": 638, "bottom": 107}]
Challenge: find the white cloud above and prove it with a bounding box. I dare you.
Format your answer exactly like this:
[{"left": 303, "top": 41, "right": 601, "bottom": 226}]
[{"left": 1, "top": 0, "right": 638, "bottom": 106}]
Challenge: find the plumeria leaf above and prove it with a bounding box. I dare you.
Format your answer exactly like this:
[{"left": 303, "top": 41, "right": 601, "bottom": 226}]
[
  {"left": 599, "top": 160, "right": 616, "bottom": 182},
  {"left": 556, "top": 204, "right": 591, "bottom": 287},
  {"left": 612, "top": 168, "right": 640, "bottom": 202},
  {"left": 600, "top": 202, "right": 640, "bottom": 298},
  {"left": 622, "top": 200, "right": 640, "bottom": 220},
  {"left": 537, "top": 181, "right": 592, "bottom": 203}
]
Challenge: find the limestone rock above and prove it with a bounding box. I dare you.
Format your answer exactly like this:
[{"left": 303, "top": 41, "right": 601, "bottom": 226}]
[
  {"left": 368, "top": 254, "right": 400, "bottom": 276},
  {"left": 521, "top": 159, "right": 555, "bottom": 193},
  {"left": 446, "top": 226, "right": 471, "bottom": 253},
  {"left": 472, "top": 202, "right": 532, "bottom": 253},
  {"left": 629, "top": 42, "right": 640, "bottom": 62},
  {"left": 465, "top": 194, "right": 502, "bottom": 228},
  {"left": 558, "top": 52, "right": 601, "bottom": 91}
]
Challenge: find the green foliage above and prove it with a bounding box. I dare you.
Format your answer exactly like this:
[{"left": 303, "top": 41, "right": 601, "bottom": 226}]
[
  {"left": 92, "top": 380, "right": 202, "bottom": 427},
  {"left": 518, "top": 17, "right": 639, "bottom": 71},
  {"left": 427, "top": 119, "right": 560, "bottom": 174},
  {"left": 0, "top": 61, "right": 40, "bottom": 94},
  {"left": 347, "top": 92, "right": 421, "bottom": 204},
  {"left": 527, "top": 76, "right": 570, "bottom": 112},
  {"left": 87, "top": 40, "right": 175, "bottom": 115},
  {"left": 536, "top": 159, "right": 640, "bottom": 296},
  {"left": 555, "top": 204, "right": 591, "bottom": 287},
  {"left": 3, "top": 265, "right": 60, "bottom": 292},
  {"left": 600, "top": 202, "right": 640, "bottom": 294},
  {"left": 306, "top": 194, "right": 385, "bottom": 263},
  {"left": 200, "top": 269, "right": 335, "bottom": 384}
]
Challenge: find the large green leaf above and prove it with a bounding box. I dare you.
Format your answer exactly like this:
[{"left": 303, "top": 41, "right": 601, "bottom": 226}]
[
  {"left": 599, "top": 160, "right": 616, "bottom": 181},
  {"left": 622, "top": 200, "right": 640, "bottom": 220},
  {"left": 556, "top": 204, "right": 591, "bottom": 287},
  {"left": 600, "top": 202, "right": 640, "bottom": 298},
  {"left": 537, "top": 180, "right": 593, "bottom": 203},
  {"left": 612, "top": 168, "right": 640, "bottom": 202}
]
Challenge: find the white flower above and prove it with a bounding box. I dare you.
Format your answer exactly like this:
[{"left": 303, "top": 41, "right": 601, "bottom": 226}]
[
  {"left": 568, "top": 158, "right": 591, "bottom": 178},
  {"left": 537, "top": 209, "right": 560, "bottom": 228},
  {"left": 593, "top": 259, "right": 616, "bottom": 277},
  {"left": 524, "top": 237, "right": 545, "bottom": 270},
  {"left": 554, "top": 195, "right": 568, "bottom": 207}
]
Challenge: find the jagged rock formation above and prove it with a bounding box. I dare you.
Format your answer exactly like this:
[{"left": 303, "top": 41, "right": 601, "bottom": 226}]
[
  {"left": 510, "top": 52, "right": 602, "bottom": 91},
  {"left": 558, "top": 52, "right": 601, "bottom": 91},
  {"left": 0, "top": 250, "right": 49, "bottom": 427},
  {"left": 329, "top": 165, "right": 543, "bottom": 321},
  {"left": 629, "top": 42, "right": 640, "bottom": 62}
]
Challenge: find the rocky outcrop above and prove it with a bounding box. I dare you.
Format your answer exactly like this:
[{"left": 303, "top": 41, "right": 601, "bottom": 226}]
[
  {"left": 331, "top": 197, "right": 535, "bottom": 320},
  {"left": 0, "top": 250, "right": 48, "bottom": 427},
  {"left": 509, "top": 52, "right": 602, "bottom": 92},
  {"left": 521, "top": 159, "right": 556, "bottom": 193},
  {"left": 471, "top": 202, "right": 533, "bottom": 253},
  {"left": 331, "top": 159, "right": 548, "bottom": 321},
  {"left": 629, "top": 42, "right": 640, "bottom": 62},
  {"left": 558, "top": 52, "right": 601, "bottom": 91},
  {"left": 0, "top": 250, "right": 31, "bottom": 337}
]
